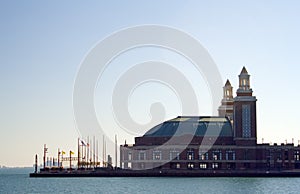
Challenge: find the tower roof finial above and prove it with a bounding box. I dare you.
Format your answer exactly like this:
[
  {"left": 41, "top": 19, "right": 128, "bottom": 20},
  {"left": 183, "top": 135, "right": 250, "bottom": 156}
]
[
  {"left": 240, "top": 66, "right": 248, "bottom": 75},
  {"left": 225, "top": 79, "right": 231, "bottom": 86}
]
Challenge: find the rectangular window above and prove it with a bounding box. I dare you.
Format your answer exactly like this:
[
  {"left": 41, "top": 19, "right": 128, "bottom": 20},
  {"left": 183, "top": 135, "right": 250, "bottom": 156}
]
[
  {"left": 284, "top": 150, "right": 289, "bottom": 160},
  {"left": 139, "top": 163, "right": 145, "bottom": 169},
  {"left": 277, "top": 149, "right": 282, "bottom": 160},
  {"left": 153, "top": 150, "right": 162, "bottom": 160},
  {"left": 225, "top": 150, "right": 235, "bottom": 160},
  {"left": 187, "top": 150, "right": 194, "bottom": 160},
  {"left": 138, "top": 151, "right": 145, "bottom": 160},
  {"left": 170, "top": 150, "right": 180, "bottom": 160},
  {"left": 242, "top": 104, "right": 251, "bottom": 138},
  {"left": 212, "top": 163, "right": 219, "bottom": 169},
  {"left": 200, "top": 154, "right": 205, "bottom": 160},
  {"left": 212, "top": 150, "right": 222, "bottom": 160},
  {"left": 294, "top": 151, "right": 300, "bottom": 161},
  {"left": 244, "top": 150, "right": 249, "bottom": 160},
  {"left": 199, "top": 150, "right": 208, "bottom": 160},
  {"left": 187, "top": 163, "right": 194, "bottom": 169},
  {"left": 213, "top": 153, "right": 217, "bottom": 160},
  {"left": 199, "top": 163, "right": 207, "bottom": 169},
  {"left": 128, "top": 152, "right": 132, "bottom": 161}
]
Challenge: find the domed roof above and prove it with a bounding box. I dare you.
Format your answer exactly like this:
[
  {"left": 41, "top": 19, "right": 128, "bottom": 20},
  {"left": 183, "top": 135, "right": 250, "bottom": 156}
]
[{"left": 143, "top": 116, "right": 233, "bottom": 137}]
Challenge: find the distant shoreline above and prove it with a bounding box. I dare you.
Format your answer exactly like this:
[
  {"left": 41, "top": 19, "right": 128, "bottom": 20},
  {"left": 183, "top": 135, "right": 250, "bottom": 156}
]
[{"left": 0, "top": 167, "right": 34, "bottom": 174}]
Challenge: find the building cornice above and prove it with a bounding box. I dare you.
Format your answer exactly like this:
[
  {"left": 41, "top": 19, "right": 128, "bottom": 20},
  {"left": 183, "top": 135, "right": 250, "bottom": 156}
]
[{"left": 234, "top": 96, "right": 257, "bottom": 102}]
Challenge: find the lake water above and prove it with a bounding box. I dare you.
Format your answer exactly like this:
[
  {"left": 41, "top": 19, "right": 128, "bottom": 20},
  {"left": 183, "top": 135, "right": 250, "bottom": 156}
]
[{"left": 1, "top": 170, "right": 300, "bottom": 193}]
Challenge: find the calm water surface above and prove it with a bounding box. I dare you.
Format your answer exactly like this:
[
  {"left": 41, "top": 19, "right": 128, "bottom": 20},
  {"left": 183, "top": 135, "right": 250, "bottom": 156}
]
[{"left": 1, "top": 173, "right": 300, "bottom": 194}]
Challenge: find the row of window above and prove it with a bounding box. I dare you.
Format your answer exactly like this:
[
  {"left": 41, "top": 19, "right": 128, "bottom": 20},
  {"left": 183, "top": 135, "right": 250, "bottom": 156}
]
[
  {"left": 125, "top": 162, "right": 235, "bottom": 170},
  {"left": 128, "top": 150, "right": 236, "bottom": 161},
  {"left": 266, "top": 150, "right": 300, "bottom": 161},
  {"left": 130, "top": 150, "right": 300, "bottom": 161},
  {"left": 173, "top": 162, "right": 233, "bottom": 169}
]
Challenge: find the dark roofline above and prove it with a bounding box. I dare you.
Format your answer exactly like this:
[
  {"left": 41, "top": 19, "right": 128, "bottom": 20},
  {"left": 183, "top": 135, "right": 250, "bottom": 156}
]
[{"left": 176, "top": 116, "right": 228, "bottom": 118}]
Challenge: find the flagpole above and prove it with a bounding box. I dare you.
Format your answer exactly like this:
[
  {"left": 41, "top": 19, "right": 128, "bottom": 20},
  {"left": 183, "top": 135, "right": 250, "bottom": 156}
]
[
  {"left": 89, "top": 137, "right": 91, "bottom": 168},
  {"left": 35, "top": 154, "right": 38, "bottom": 173},
  {"left": 93, "top": 136, "right": 96, "bottom": 168},
  {"left": 43, "top": 144, "right": 45, "bottom": 169},
  {"left": 96, "top": 139, "right": 98, "bottom": 168},
  {"left": 85, "top": 137, "right": 87, "bottom": 167},
  {"left": 115, "top": 134, "right": 117, "bottom": 169},
  {"left": 58, "top": 148, "right": 60, "bottom": 167},
  {"left": 87, "top": 136, "right": 89, "bottom": 168},
  {"left": 104, "top": 138, "right": 106, "bottom": 167},
  {"left": 103, "top": 135, "right": 105, "bottom": 167},
  {"left": 77, "top": 137, "right": 80, "bottom": 168},
  {"left": 69, "top": 150, "right": 72, "bottom": 170},
  {"left": 43, "top": 144, "right": 46, "bottom": 169},
  {"left": 61, "top": 151, "right": 65, "bottom": 168},
  {"left": 81, "top": 139, "right": 83, "bottom": 167}
]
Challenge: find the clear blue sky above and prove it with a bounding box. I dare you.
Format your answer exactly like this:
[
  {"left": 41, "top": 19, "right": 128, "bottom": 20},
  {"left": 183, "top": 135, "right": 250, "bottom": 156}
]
[{"left": 1, "top": 1, "right": 300, "bottom": 167}]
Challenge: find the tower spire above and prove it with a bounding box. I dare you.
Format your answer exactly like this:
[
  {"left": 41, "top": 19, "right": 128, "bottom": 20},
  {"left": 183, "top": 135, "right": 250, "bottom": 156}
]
[
  {"left": 240, "top": 66, "right": 248, "bottom": 74},
  {"left": 218, "top": 79, "right": 234, "bottom": 121},
  {"left": 224, "top": 79, "right": 233, "bottom": 99},
  {"left": 237, "top": 66, "right": 252, "bottom": 96}
]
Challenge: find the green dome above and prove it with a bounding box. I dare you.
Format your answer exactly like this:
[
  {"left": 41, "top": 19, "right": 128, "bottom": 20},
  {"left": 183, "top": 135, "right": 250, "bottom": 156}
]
[{"left": 143, "top": 116, "right": 233, "bottom": 137}]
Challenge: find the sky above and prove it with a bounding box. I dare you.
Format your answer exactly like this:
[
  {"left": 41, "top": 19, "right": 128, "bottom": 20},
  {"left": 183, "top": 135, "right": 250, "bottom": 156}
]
[{"left": 1, "top": 0, "right": 300, "bottom": 167}]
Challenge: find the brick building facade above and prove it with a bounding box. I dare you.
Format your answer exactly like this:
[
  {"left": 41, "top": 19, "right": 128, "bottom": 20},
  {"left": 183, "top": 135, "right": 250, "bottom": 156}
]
[{"left": 120, "top": 67, "right": 300, "bottom": 171}]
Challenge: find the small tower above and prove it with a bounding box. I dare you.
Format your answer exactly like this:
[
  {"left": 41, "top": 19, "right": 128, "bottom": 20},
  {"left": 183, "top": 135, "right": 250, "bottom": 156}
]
[
  {"left": 233, "top": 67, "right": 257, "bottom": 146},
  {"left": 218, "top": 79, "right": 234, "bottom": 121},
  {"left": 237, "top": 67, "right": 252, "bottom": 96}
]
